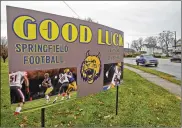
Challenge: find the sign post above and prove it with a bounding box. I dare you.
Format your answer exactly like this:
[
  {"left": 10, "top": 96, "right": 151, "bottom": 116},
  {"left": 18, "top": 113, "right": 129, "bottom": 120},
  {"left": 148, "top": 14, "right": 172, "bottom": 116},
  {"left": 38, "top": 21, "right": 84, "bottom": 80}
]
[
  {"left": 41, "top": 108, "right": 45, "bottom": 127},
  {"left": 116, "top": 86, "right": 119, "bottom": 115}
]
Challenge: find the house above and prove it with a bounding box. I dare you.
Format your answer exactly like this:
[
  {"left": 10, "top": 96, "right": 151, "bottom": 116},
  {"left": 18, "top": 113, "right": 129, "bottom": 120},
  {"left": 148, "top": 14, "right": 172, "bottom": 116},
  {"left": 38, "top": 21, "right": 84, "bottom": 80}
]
[
  {"left": 124, "top": 48, "right": 136, "bottom": 56},
  {"left": 141, "top": 44, "right": 163, "bottom": 55},
  {"left": 173, "top": 39, "right": 181, "bottom": 53}
]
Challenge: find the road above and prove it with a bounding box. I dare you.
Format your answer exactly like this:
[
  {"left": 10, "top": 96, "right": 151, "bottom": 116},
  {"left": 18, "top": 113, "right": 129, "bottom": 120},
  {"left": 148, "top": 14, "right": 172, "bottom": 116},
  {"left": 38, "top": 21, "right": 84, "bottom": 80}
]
[{"left": 124, "top": 58, "right": 181, "bottom": 80}]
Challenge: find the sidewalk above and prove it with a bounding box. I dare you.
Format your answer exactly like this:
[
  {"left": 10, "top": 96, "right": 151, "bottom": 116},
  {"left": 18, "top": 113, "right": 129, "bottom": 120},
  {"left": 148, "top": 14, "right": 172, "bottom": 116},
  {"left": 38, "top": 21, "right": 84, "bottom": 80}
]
[{"left": 124, "top": 65, "right": 181, "bottom": 98}]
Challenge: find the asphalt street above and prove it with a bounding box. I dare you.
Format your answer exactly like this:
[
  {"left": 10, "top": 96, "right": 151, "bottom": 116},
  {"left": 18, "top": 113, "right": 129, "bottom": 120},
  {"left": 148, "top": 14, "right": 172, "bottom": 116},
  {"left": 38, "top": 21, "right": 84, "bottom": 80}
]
[{"left": 124, "top": 58, "right": 181, "bottom": 80}]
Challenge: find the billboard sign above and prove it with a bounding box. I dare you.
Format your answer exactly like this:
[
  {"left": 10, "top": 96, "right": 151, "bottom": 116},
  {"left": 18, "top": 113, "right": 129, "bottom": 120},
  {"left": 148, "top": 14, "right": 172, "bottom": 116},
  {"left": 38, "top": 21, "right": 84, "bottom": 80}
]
[{"left": 7, "top": 6, "right": 124, "bottom": 114}]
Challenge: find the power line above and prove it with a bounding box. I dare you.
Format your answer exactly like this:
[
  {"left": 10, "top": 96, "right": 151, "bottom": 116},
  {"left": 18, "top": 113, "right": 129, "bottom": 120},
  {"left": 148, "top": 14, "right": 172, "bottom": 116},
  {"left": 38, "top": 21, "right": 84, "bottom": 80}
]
[
  {"left": 62, "top": 1, "right": 80, "bottom": 18},
  {"left": 127, "top": 31, "right": 179, "bottom": 37},
  {"left": 127, "top": 33, "right": 160, "bottom": 37}
]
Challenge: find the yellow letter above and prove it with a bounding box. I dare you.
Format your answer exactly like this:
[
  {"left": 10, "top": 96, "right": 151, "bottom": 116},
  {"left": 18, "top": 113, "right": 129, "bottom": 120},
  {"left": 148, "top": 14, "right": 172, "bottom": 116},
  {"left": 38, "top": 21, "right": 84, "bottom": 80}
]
[
  {"left": 98, "top": 29, "right": 105, "bottom": 45},
  {"left": 113, "top": 33, "right": 118, "bottom": 46},
  {"left": 119, "top": 34, "right": 124, "bottom": 46},
  {"left": 62, "top": 23, "right": 78, "bottom": 43},
  {"left": 80, "top": 25, "right": 92, "bottom": 43},
  {"left": 13, "top": 16, "right": 37, "bottom": 40},
  {"left": 39, "top": 19, "right": 59, "bottom": 41},
  {"left": 106, "top": 31, "right": 112, "bottom": 45}
]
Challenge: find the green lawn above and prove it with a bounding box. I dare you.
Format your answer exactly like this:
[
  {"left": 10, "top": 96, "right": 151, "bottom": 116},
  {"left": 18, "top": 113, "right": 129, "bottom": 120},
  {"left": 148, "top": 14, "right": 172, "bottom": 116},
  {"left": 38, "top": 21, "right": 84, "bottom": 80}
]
[
  {"left": 1, "top": 60, "right": 181, "bottom": 127},
  {"left": 125, "top": 63, "right": 181, "bottom": 86},
  {"left": 161, "top": 56, "right": 170, "bottom": 59}
]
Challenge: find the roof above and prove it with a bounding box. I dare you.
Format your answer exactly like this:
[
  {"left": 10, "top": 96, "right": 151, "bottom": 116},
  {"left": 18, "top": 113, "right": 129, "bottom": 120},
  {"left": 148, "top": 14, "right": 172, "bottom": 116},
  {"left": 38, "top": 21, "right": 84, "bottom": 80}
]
[
  {"left": 177, "top": 39, "right": 181, "bottom": 42},
  {"left": 124, "top": 48, "right": 136, "bottom": 52},
  {"left": 142, "top": 44, "right": 150, "bottom": 48},
  {"left": 155, "top": 46, "right": 162, "bottom": 49},
  {"left": 172, "top": 39, "right": 181, "bottom": 47},
  {"left": 176, "top": 39, "right": 181, "bottom": 45},
  {"left": 142, "top": 44, "right": 162, "bottom": 49}
]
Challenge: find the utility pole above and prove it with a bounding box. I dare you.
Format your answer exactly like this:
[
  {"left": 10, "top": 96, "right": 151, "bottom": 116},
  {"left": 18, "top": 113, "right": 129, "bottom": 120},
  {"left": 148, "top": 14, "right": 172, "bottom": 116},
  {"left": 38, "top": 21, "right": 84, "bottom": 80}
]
[
  {"left": 127, "top": 43, "right": 129, "bottom": 53},
  {"left": 174, "top": 31, "right": 176, "bottom": 49}
]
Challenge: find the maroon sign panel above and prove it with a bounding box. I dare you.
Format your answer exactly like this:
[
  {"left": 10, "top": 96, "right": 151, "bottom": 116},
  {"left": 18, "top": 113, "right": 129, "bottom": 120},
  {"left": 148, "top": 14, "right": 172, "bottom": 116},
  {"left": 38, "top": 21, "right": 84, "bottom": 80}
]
[{"left": 7, "top": 6, "right": 124, "bottom": 111}]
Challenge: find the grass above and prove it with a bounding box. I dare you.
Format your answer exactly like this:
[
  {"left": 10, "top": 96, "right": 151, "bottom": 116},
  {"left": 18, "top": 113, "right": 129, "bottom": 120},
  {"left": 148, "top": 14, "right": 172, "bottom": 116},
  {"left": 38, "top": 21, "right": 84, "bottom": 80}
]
[
  {"left": 1, "top": 60, "right": 181, "bottom": 127},
  {"left": 125, "top": 63, "right": 181, "bottom": 86},
  {"left": 161, "top": 56, "right": 170, "bottom": 59}
]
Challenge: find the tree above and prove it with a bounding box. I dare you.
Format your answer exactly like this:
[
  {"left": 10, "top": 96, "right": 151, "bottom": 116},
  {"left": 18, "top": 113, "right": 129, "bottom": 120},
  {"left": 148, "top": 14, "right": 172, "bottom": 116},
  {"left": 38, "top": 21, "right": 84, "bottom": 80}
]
[
  {"left": 85, "top": 17, "right": 93, "bottom": 22},
  {"left": 85, "top": 17, "right": 98, "bottom": 23},
  {"left": 145, "top": 36, "right": 158, "bottom": 54},
  {"left": 131, "top": 40, "right": 139, "bottom": 51},
  {"left": 137, "top": 38, "right": 144, "bottom": 51},
  {"left": 1, "top": 37, "right": 8, "bottom": 63},
  {"left": 158, "top": 31, "right": 174, "bottom": 56},
  {"left": 131, "top": 38, "right": 144, "bottom": 52}
]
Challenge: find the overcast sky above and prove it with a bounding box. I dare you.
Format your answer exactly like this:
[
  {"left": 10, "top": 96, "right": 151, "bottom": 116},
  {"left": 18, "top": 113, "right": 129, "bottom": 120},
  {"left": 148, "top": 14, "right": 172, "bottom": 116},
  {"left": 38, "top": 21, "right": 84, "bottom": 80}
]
[{"left": 1, "top": 1, "right": 181, "bottom": 48}]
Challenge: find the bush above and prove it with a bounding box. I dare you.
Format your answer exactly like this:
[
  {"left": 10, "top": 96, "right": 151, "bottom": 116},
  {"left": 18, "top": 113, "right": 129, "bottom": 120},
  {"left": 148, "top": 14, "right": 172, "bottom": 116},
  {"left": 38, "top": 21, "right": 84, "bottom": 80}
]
[
  {"left": 131, "top": 52, "right": 140, "bottom": 57},
  {"left": 124, "top": 53, "right": 141, "bottom": 58},
  {"left": 125, "top": 54, "right": 133, "bottom": 57},
  {"left": 140, "top": 51, "right": 147, "bottom": 54}
]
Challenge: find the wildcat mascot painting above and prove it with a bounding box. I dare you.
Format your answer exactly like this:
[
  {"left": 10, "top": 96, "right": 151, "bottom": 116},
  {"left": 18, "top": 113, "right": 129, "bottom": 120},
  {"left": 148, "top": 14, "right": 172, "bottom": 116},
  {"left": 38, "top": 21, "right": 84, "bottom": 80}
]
[{"left": 80, "top": 50, "right": 101, "bottom": 84}]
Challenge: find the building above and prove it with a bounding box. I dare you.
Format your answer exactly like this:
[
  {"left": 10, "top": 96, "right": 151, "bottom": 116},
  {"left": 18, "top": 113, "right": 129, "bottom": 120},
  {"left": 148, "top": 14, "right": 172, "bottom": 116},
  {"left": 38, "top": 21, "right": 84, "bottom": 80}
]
[
  {"left": 173, "top": 39, "right": 181, "bottom": 53},
  {"left": 124, "top": 48, "right": 136, "bottom": 56},
  {"left": 141, "top": 44, "right": 163, "bottom": 55}
]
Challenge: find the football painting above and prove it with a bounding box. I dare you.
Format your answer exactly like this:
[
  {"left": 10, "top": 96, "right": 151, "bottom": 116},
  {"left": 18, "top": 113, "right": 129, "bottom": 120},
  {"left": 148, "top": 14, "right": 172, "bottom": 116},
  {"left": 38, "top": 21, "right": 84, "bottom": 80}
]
[
  {"left": 103, "top": 62, "right": 123, "bottom": 91},
  {"left": 9, "top": 67, "right": 77, "bottom": 114}
]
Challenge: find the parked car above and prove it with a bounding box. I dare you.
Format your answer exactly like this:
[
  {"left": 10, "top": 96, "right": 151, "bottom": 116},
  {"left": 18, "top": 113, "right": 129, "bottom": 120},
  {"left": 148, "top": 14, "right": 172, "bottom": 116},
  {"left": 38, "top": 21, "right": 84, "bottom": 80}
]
[
  {"left": 170, "top": 53, "right": 181, "bottom": 62},
  {"left": 136, "top": 56, "right": 140, "bottom": 59},
  {"left": 136, "top": 54, "right": 159, "bottom": 67}
]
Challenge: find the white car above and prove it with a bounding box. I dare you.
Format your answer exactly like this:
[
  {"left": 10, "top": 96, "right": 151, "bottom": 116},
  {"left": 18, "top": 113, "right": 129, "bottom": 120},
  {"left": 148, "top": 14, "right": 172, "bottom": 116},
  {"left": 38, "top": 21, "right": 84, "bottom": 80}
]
[{"left": 136, "top": 56, "right": 140, "bottom": 59}]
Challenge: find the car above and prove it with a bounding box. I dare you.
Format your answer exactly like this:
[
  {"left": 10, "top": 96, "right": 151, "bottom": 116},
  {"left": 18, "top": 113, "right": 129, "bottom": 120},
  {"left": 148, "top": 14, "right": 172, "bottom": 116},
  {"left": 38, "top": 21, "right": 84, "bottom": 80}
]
[
  {"left": 136, "top": 54, "right": 159, "bottom": 67},
  {"left": 170, "top": 53, "right": 181, "bottom": 62},
  {"left": 136, "top": 56, "right": 140, "bottom": 59}
]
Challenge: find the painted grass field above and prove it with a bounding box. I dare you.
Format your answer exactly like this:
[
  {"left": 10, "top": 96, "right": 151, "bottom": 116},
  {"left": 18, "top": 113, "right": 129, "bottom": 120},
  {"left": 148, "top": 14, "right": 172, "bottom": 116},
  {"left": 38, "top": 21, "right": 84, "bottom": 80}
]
[
  {"left": 1, "top": 60, "right": 181, "bottom": 127},
  {"left": 11, "top": 91, "right": 77, "bottom": 112}
]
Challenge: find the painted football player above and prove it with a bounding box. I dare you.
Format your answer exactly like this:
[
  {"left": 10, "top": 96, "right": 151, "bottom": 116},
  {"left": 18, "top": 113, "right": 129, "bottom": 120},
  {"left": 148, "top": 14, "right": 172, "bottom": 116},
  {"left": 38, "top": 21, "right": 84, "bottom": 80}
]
[
  {"left": 64, "top": 68, "right": 77, "bottom": 92},
  {"left": 53, "top": 72, "right": 70, "bottom": 103},
  {"left": 9, "top": 71, "right": 29, "bottom": 115},
  {"left": 40, "top": 73, "right": 53, "bottom": 103},
  {"left": 106, "top": 63, "right": 122, "bottom": 89}
]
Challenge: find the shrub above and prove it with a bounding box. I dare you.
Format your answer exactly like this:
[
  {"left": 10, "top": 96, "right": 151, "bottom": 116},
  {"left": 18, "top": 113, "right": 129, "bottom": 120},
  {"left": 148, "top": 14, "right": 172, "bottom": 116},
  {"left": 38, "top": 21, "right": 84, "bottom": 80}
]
[{"left": 140, "top": 51, "right": 147, "bottom": 54}]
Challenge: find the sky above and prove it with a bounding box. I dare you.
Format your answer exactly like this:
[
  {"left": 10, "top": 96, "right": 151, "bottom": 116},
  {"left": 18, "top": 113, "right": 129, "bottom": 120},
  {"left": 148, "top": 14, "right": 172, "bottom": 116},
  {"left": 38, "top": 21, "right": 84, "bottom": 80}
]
[{"left": 1, "top": 1, "right": 181, "bottom": 48}]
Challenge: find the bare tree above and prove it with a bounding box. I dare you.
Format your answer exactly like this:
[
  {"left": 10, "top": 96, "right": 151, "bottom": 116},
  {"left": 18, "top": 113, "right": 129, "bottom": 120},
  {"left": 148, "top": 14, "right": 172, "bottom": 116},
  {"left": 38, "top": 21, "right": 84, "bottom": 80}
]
[
  {"left": 145, "top": 36, "right": 158, "bottom": 54},
  {"left": 85, "top": 17, "right": 98, "bottom": 23},
  {"left": 85, "top": 17, "right": 93, "bottom": 22},
  {"left": 137, "top": 37, "right": 144, "bottom": 51},
  {"left": 131, "top": 40, "right": 139, "bottom": 51},
  {"left": 1, "top": 37, "right": 8, "bottom": 63},
  {"left": 131, "top": 38, "right": 144, "bottom": 52},
  {"left": 158, "top": 31, "right": 174, "bottom": 56}
]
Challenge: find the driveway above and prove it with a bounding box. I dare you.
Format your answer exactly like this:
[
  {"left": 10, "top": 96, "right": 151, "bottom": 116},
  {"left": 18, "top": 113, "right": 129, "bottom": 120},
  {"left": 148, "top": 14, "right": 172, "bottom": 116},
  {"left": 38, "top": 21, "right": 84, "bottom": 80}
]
[{"left": 124, "top": 58, "right": 181, "bottom": 80}]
